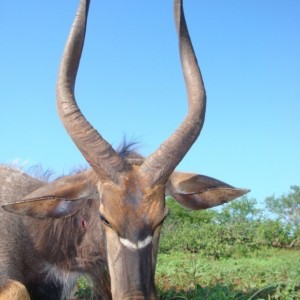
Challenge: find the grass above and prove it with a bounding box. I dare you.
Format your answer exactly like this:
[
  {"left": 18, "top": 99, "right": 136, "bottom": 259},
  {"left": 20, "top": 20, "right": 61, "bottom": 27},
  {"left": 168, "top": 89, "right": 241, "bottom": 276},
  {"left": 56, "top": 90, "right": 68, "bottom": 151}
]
[
  {"left": 156, "top": 248, "right": 300, "bottom": 299},
  {"left": 75, "top": 248, "right": 300, "bottom": 299}
]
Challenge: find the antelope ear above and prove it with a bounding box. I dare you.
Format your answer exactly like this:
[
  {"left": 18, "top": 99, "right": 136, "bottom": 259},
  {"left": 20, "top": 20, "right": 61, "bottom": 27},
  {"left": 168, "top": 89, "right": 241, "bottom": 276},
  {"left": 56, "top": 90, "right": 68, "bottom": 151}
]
[
  {"left": 166, "top": 172, "right": 250, "bottom": 210},
  {"left": 2, "top": 171, "right": 98, "bottom": 218},
  {"left": 2, "top": 197, "right": 86, "bottom": 219}
]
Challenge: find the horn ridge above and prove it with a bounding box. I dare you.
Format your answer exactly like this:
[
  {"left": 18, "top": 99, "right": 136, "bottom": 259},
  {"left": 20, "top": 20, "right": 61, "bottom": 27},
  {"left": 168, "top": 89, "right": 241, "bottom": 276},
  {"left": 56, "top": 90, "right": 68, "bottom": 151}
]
[
  {"left": 139, "top": 0, "right": 206, "bottom": 185},
  {"left": 56, "top": 0, "right": 125, "bottom": 183}
]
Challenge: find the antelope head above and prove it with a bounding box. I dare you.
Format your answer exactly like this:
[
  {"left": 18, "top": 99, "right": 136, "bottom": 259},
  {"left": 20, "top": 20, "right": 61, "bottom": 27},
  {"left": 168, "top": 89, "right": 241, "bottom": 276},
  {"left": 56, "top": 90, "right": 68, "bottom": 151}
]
[{"left": 3, "top": 0, "right": 249, "bottom": 299}]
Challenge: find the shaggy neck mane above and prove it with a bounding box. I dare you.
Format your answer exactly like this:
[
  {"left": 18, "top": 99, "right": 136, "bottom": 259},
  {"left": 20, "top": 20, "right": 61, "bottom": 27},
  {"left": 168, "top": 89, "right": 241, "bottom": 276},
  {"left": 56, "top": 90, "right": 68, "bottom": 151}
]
[
  {"left": 28, "top": 199, "right": 102, "bottom": 266},
  {"left": 25, "top": 197, "right": 111, "bottom": 297}
]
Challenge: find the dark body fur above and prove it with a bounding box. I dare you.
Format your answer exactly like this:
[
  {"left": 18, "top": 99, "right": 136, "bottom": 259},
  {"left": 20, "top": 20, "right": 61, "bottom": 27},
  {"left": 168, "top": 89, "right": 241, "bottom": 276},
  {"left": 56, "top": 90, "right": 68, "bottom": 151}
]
[{"left": 0, "top": 165, "right": 111, "bottom": 299}]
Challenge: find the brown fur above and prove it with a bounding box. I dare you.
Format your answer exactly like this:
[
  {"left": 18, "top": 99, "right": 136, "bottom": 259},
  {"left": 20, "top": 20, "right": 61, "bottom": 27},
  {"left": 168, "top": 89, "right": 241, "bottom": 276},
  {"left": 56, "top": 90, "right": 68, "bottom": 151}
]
[
  {"left": 0, "top": 280, "right": 30, "bottom": 300},
  {"left": 0, "top": 165, "right": 111, "bottom": 299},
  {"left": 0, "top": 158, "right": 248, "bottom": 300}
]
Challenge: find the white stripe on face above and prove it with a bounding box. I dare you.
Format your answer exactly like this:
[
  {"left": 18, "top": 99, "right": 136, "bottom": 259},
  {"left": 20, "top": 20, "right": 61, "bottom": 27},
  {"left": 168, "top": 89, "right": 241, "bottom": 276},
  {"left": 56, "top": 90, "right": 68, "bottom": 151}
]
[{"left": 119, "top": 235, "right": 152, "bottom": 250}]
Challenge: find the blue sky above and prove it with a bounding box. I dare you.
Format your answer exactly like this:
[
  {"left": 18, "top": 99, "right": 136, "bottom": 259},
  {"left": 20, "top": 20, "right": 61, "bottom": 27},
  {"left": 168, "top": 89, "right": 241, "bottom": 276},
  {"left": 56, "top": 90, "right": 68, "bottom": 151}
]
[{"left": 0, "top": 1, "right": 299, "bottom": 206}]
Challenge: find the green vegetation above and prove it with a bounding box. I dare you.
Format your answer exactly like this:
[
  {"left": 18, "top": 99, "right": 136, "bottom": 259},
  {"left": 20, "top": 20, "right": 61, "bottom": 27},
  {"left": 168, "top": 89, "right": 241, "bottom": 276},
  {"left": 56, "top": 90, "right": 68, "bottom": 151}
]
[
  {"left": 155, "top": 187, "right": 300, "bottom": 299},
  {"left": 266, "top": 185, "right": 300, "bottom": 240},
  {"left": 76, "top": 186, "right": 300, "bottom": 299},
  {"left": 75, "top": 278, "right": 92, "bottom": 300},
  {"left": 156, "top": 249, "right": 300, "bottom": 299},
  {"left": 160, "top": 189, "right": 299, "bottom": 258}
]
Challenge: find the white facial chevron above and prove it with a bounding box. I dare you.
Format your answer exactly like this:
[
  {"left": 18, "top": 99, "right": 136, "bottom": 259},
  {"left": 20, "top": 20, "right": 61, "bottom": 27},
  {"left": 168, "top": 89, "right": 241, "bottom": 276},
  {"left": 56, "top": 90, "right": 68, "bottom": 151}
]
[{"left": 119, "top": 235, "right": 152, "bottom": 250}]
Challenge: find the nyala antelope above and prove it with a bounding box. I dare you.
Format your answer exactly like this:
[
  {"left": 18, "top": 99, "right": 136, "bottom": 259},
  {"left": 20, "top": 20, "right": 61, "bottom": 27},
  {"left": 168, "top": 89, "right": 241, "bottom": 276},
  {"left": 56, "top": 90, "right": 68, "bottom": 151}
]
[{"left": 0, "top": 0, "right": 249, "bottom": 299}]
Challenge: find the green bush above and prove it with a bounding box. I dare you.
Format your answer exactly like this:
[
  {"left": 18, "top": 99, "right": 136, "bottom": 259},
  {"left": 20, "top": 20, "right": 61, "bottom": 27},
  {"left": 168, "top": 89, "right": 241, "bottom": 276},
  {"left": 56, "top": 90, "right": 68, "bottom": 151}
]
[
  {"left": 159, "top": 197, "right": 296, "bottom": 258},
  {"left": 75, "top": 277, "right": 92, "bottom": 299}
]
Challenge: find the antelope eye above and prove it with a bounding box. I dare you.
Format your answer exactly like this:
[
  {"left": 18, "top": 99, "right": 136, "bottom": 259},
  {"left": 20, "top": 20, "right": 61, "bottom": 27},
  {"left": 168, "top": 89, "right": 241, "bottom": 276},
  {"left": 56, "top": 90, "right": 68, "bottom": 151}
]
[{"left": 100, "top": 214, "right": 112, "bottom": 228}]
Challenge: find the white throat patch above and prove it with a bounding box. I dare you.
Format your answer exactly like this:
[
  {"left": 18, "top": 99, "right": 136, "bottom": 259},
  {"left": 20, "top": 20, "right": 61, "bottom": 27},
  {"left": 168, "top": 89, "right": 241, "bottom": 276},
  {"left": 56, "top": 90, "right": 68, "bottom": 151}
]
[{"left": 119, "top": 235, "right": 152, "bottom": 250}]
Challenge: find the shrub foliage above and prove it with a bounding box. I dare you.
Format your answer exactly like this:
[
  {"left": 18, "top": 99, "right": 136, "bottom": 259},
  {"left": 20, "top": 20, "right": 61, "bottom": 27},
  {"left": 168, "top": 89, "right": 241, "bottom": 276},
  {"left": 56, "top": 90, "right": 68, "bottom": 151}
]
[{"left": 160, "top": 189, "right": 299, "bottom": 259}]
